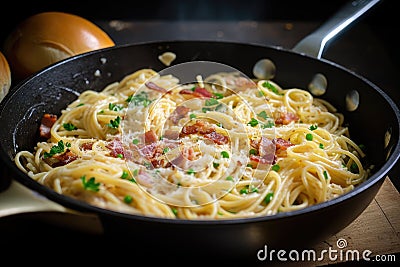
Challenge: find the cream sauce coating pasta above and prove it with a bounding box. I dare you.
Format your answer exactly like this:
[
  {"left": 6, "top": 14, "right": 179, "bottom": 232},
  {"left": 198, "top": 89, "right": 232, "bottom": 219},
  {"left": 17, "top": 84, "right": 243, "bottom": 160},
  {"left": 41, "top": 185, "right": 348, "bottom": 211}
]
[{"left": 14, "top": 67, "right": 370, "bottom": 219}]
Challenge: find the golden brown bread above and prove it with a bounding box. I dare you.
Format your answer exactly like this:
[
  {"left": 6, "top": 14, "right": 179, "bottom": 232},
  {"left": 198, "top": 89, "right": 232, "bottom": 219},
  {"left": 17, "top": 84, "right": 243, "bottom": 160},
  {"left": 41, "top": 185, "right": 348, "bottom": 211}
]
[
  {"left": 3, "top": 11, "right": 115, "bottom": 81},
  {"left": 0, "top": 51, "right": 11, "bottom": 102}
]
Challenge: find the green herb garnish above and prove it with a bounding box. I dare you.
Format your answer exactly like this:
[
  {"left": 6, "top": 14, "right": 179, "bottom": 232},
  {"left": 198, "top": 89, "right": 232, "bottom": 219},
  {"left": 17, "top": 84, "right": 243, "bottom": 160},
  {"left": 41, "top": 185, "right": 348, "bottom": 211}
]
[
  {"left": 63, "top": 123, "right": 77, "bottom": 131},
  {"left": 264, "top": 192, "right": 274, "bottom": 204},
  {"left": 262, "top": 81, "right": 283, "bottom": 95},
  {"left": 221, "top": 151, "right": 229, "bottom": 158},
  {"left": 124, "top": 195, "right": 133, "bottom": 204},
  {"left": 81, "top": 175, "right": 100, "bottom": 192},
  {"left": 271, "top": 164, "right": 280, "bottom": 172},
  {"left": 247, "top": 118, "right": 259, "bottom": 127},
  {"left": 107, "top": 116, "right": 121, "bottom": 128},
  {"left": 43, "top": 140, "right": 70, "bottom": 159},
  {"left": 257, "top": 111, "right": 269, "bottom": 120}
]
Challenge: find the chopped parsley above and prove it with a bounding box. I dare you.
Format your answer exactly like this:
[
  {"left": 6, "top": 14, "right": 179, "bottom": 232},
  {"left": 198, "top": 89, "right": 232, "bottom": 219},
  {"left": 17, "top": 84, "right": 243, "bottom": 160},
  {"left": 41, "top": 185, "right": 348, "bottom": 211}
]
[
  {"left": 213, "top": 92, "right": 224, "bottom": 99},
  {"left": 323, "top": 171, "right": 329, "bottom": 180},
  {"left": 171, "top": 207, "right": 178, "bottom": 216},
  {"left": 226, "top": 176, "right": 234, "bottom": 181},
  {"left": 205, "top": 98, "right": 219, "bottom": 106},
  {"left": 124, "top": 195, "right": 133, "bottom": 204},
  {"left": 189, "top": 113, "right": 197, "bottom": 119},
  {"left": 81, "top": 175, "right": 100, "bottom": 192},
  {"left": 249, "top": 149, "right": 258, "bottom": 155},
  {"left": 187, "top": 168, "right": 196, "bottom": 175},
  {"left": 132, "top": 139, "right": 140, "bottom": 145},
  {"left": 221, "top": 151, "right": 229, "bottom": 158},
  {"left": 262, "top": 81, "right": 283, "bottom": 95},
  {"left": 271, "top": 164, "right": 280, "bottom": 172},
  {"left": 350, "top": 163, "right": 359, "bottom": 173},
  {"left": 121, "top": 170, "right": 129, "bottom": 179},
  {"left": 126, "top": 91, "right": 152, "bottom": 107},
  {"left": 63, "top": 123, "right": 77, "bottom": 131},
  {"left": 107, "top": 116, "right": 121, "bottom": 128},
  {"left": 247, "top": 118, "right": 259, "bottom": 127},
  {"left": 261, "top": 121, "right": 275, "bottom": 128},
  {"left": 43, "top": 140, "right": 71, "bottom": 159},
  {"left": 309, "top": 124, "right": 318, "bottom": 131},
  {"left": 240, "top": 185, "right": 258, "bottom": 194},
  {"left": 264, "top": 192, "right": 274, "bottom": 204},
  {"left": 257, "top": 111, "right": 269, "bottom": 120},
  {"left": 109, "top": 103, "right": 123, "bottom": 111}
]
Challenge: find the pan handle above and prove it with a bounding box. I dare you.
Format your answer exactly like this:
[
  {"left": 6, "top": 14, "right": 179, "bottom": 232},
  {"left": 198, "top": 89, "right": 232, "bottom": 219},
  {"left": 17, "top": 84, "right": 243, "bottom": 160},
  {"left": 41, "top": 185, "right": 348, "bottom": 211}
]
[
  {"left": 292, "top": 0, "right": 381, "bottom": 59},
  {"left": 0, "top": 178, "right": 104, "bottom": 234}
]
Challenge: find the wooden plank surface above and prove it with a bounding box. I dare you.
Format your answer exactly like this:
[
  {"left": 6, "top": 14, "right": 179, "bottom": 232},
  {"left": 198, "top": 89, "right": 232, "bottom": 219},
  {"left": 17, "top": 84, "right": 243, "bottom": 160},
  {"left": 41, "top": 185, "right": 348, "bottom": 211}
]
[{"left": 270, "top": 177, "right": 400, "bottom": 266}]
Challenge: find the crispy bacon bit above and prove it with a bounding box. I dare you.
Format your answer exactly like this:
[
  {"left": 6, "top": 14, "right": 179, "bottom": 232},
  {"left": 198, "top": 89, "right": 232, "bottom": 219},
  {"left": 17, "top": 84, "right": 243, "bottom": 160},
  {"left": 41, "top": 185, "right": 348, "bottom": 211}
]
[
  {"left": 39, "top": 113, "right": 57, "bottom": 139},
  {"left": 275, "top": 112, "right": 299, "bottom": 125},
  {"left": 249, "top": 137, "right": 275, "bottom": 165},
  {"left": 179, "top": 87, "right": 212, "bottom": 98},
  {"left": 139, "top": 142, "right": 159, "bottom": 159},
  {"left": 52, "top": 150, "right": 78, "bottom": 167},
  {"left": 144, "top": 130, "right": 158, "bottom": 145},
  {"left": 274, "top": 137, "right": 294, "bottom": 157},
  {"left": 169, "top": 106, "right": 190, "bottom": 124},
  {"left": 106, "top": 139, "right": 132, "bottom": 160},
  {"left": 145, "top": 81, "right": 167, "bottom": 93},
  {"left": 249, "top": 137, "right": 294, "bottom": 166},
  {"left": 80, "top": 142, "right": 93, "bottom": 151},
  {"left": 138, "top": 141, "right": 173, "bottom": 168},
  {"left": 180, "top": 120, "right": 228, "bottom": 145},
  {"left": 204, "top": 131, "right": 229, "bottom": 145}
]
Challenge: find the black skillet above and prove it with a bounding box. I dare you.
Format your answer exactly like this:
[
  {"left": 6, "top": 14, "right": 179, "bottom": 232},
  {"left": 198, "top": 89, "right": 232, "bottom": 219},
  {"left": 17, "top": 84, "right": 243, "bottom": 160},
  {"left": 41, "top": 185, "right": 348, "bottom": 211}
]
[{"left": 0, "top": 0, "right": 399, "bottom": 262}]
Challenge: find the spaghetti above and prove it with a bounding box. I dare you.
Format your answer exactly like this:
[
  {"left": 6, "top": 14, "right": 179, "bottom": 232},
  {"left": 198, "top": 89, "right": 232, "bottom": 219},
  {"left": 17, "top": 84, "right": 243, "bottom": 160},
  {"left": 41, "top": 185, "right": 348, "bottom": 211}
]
[{"left": 14, "top": 65, "right": 370, "bottom": 219}]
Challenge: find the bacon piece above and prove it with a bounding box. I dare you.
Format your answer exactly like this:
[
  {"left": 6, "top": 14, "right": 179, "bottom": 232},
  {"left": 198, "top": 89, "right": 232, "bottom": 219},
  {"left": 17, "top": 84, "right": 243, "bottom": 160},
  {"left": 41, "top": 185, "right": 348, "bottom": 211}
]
[
  {"left": 52, "top": 150, "right": 78, "bottom": 167},
  {"left": 139, "top": 142, "right": 159, "bottom": 159},
  {"left": 274, "top": 137, "right": 294, "bottom": 157},
  {"left": 249, "top": 137, "right": 275, "bottom": 166},
  {"left": 169, "top": 106, "right": 190, "bottom": 124},
  {"left": 179, "top": 87, "right": 212, "bottom": 98},
  {"left": 275, "top": 112, "right": 299, "bottom": 125},
  {"left": 80, "top": 142, "right": 93, "bottom": 150},
  {"left": 137, "top": 169, "right": 154, "bottom": 187},
  {"left": 180, "top": 120, "right": 229, "bottom": 145},
  {"left": 181, "top": 121, "right": 212, "bottom": 135},
  {"left": 145, "top": 81, "right": 167, "bottom": 93},
  {"left": 106, "top": 139, "right": 132, "bottom": 160},
  {"left": 39, "top": 113, "right": 57, "bottom": 139},
  {"left": 144, "top": 130, "right": 158, "bottom": 145},
  {"left": 204, "top": 131, "right": 229, "bottom": 145}
]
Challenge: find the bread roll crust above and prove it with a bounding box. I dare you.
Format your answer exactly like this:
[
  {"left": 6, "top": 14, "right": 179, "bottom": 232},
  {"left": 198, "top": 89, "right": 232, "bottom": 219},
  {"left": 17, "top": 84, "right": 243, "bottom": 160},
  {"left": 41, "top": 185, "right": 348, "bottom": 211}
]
[{"left": 3, "top": 12, "right": 115, "bottom": 80}]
